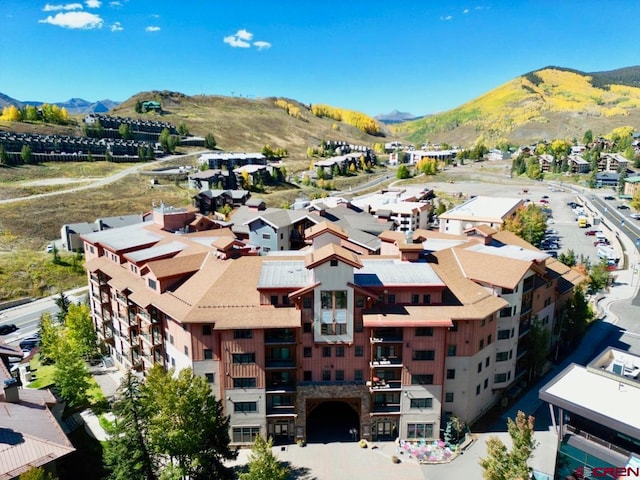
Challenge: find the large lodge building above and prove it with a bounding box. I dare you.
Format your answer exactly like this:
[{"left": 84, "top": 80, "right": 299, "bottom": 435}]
[{"left": 82, "top": 204, "right": 582, "bottom": 445}]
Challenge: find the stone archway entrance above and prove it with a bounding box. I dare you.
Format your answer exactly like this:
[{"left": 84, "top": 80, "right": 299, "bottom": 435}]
[{"left": 306, "top": 399, "right": 360, "bottom": 443}]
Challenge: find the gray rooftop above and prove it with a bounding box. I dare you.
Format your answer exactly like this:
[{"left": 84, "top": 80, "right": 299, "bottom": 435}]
[
  {"left": 258, "top": 260, "right": 312, "bottom": 288},
  {"left": 465, "top": 242, "right": 550, "bottom": 262},
  {"left": 82, "top": 223, "right": 162, "bottom": 251},
  {"left": 125, "top": 240, "right": 188, "bottom": 263},
  {"left": 439, "top": 196, "right": 522, "bottom": 221},
  {"left": 356, "top": 259, "right": 444, "bottom": 287}
]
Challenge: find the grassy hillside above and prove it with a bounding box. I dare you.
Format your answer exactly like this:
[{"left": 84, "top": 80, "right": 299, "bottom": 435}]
[
  {"left": 392, "top": 67, "right": 640, "bottom": 146},
  {"left": 112, "top": 91, "right": 384, "bottom": 158}
]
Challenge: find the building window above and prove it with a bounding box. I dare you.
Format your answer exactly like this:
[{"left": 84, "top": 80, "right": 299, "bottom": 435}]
[
  {"left": 282, "top": 295, "right": 290, "bottom": 306},
  {"left": 479, "top": 339, "right": 484, "bottom": 350},
  {"left": 445, "top": 392, "right": 454, "bottom": 403},
  {"left": 447, "top": 345, "right": 457, "bottom": 357},
  {"left": 387, "top": 294, "right": 396, "bottom": 304},
  {"left": 303, "top": 347, "right": 312, "bottom": 358},
  {"left": 204, "top": 349, "right": 213, "bottom": 360},
  {"left": 450, "top": 321, "right": 458, "bottom": 332},
  {"left": 407, "top": 423, "right": 434, "bottom": 440},
  {"left": 202, "top": 324, "right": 212, "bottom": 336},
  {"left": 322, "top": 346, "right": 331, "bottom": 357},
  {"left": 303, "top": 371, "right": 312, "bottom": 381},
  {"left": 171, "top": 357, "right": 175, "bottom": 367},
  {"left": 335, "top": 370, "right": 345, "bottom": 381},
  {"left": 270, "top": 295, "right": 278, "bottom": 306},
  {"left": 233, "top": 377, "right": 257, "bottom": 388},
  {"left": 446, "top": 369, "right": 455, "bottom": 379},
  {"left": 411, "top": 294, "right": 419, "bottom": 304},
  {"left": 481, "top": 318, "right": 486, "bottom": 327},
  {"left": 205, "top": 373, "right": 215, "bottom": 383},
  {"left": 234, "top": 402, "right": 257, "bottom": 413},
  {"left": 262, "top": 233, "right": 270, "bottom": 240},
  {"left": 320, "top": 290, "right": 347, "bottom": 336},
  {"left": 485, "top": 357, "right": 490, "bottom": 367},
  {"left": 232, "top": 426, "right": 259, "bottom": 443},
  {"left": 415, "top": 327, "right": 433, "bottom": 337},
  {"left": 322, "top": 370, "right": 331, "bottom": 381},
  {"left": 423, "top": 294, "right": 431, "bottom": 305},
  {"left": 184, "top": 346, "right": 189, "bottom": 356},
  {"left": 355, "top": 369, "right": 363, "bottom": 381},
  {"left": 148, "top": 278, "right": 157, "bottom": 290},
  {"left": 169, "top": 335, "right": 174, "bottom": 345},
  {"left": 330, "top": 259, "right": 338, "bottom": 267},
  {"left": 355, "top": 345, "right": 364, "bottom": 357},
  {"left": 500, "top": 306, "right": 512, "bottom": 318},
  {"left": 496, "top": 352, "right": 509, "bottom": 362},
  {"left": 356, "top": 296, "right": 364, "bottom": 308},
  {"left": 302, "top": 296, "right": 312, "bottom": 309},
  {"left": 336, "top": 346, "right": 345, "bottom": 357},
  {"left": 411, "top": 374, "right": 434, "bottom": 385},
  {"left": 234, "top": 329, "right": 252, "bottom": 339},
  {"left": 497, "top": 329, "right": 510, "bottom": 340},
  {"left": 232, "top": 353, "right": 256, "bottom": 364},
  {"left": 494, "top": 373, "right": 508, "bottom": 383},
  {"left": 484, "top": 378, "right": 489, "bottom": 389},
  {"left": 413, "top": 350, "right": 435, "bottom": 361},
  {"left": 476, "top": 384, "right": 481, "bottom": 395},
  {"left": 487, "top": 334, "right": 492, "bottom": 345},
  {"left": 410, "top": 398, "right": 433, "bottom": 409},
  {"left": 477, "top": 362, "right": 482, "bottom": 373},
  {"left": 303, "top": 322, "right": 312, "bottom": 333}
]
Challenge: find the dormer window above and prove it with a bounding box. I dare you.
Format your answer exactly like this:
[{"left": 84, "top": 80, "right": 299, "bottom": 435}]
[{"left": 330, "top": 259, "right": 338, "bottom": 267}]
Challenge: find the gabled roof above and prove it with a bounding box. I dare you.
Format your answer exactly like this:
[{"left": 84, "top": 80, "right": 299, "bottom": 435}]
[
  {"left": 451, "top": 246, "right": 534, "bottom": 290},
  {"left": 145, "top": 252, "right": 208, "bottom": 280},
  {"left": 305, "top": 221, "right": 348, "bottom": 240},
  {"left": 305, "top": 243, "right": 363, "bottom": 269}
]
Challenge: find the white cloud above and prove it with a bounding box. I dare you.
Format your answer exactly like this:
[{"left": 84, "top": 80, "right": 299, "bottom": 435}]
[
  {"left": 235, "top": 29, "right": 253, "bottom": 41},
  {"left": 224, "top": 35, "right": 250, "bottom": 48},
  {"left": 145, "top": 25, "right": 160, "bottom": 32},
  {"left": 109, "top": 1, "right": 122, "bottom": 6},
  {"left": 85, "top": 0, "right": 101, "bottom": 7},
  {"left": 253, "top": 41, "right": 271, "bottom": 51},
  {"left": 110, "top": 21, "right": 123, "bottom": 31},
  {"left": 43, "top": 3, "right": 83, "bottom": 11},
  {"left": 463, "top": 8, "right": 469, "bottom": 14},
  {"left": 39, "top": 11, "right": 103, "bottom": 29},
  {"left": 440, "top": 15, "right": 453, "bottom": 21}
]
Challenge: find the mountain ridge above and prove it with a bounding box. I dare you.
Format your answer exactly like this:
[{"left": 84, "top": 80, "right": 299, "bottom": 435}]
[{"left": 0, "top": 94, "right": 120, "bottom": 114}]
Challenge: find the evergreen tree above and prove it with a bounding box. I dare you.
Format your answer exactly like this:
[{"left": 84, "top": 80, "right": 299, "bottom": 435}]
[
  {"left": 104, "top": 372, "right": 158, "bottom": 480},
  {"left": 19, "top": 466, "right": 57, "bottom": 480},
  {"left": 204, "top": 132, "right": 217, "bottom": 150},
  {"left": 135, "top": 100, "right": 143, "bottom": 114},
  {"left": 0, "top": 144, "right": 8, "bottom": 166},
  {"left": 239, "top": 435, "right": 289, "bottom": 480},
  {"left": 54, "top": 291, "right": 71, "bottom": 323},
  {"left": 177, "top": 122, "right": 189, "bottom": 136},
  {"left": 21, "top": 144, "right": 32, "bottom": 164}
]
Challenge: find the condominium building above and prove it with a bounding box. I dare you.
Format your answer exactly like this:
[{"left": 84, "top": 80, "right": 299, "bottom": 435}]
[
  {"left": 82, "top": 205, "right": 581, "bottom": 446},
  {"left": 540, "top": 348, "right": 640, "bottom": 479},
  {"left": 438, "top": 196, "right": 524, "bottom": 235}
]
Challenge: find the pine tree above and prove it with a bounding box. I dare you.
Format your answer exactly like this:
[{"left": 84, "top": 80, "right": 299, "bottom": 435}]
[{"left": 104, "top": 372, "right": 158, "bottom": 480}]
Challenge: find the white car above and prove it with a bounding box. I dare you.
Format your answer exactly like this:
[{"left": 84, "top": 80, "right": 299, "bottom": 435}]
[{"left": 45, "top": 243, "right": 54, "bottom": 253}]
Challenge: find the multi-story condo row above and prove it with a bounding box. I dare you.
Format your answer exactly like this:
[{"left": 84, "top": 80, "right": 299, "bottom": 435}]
[
  {"left": 82, "top": 205, "right": 581, "bottom": 446},
  {"left": 540, "top": 347, "right": 640, "bottom": 479}
]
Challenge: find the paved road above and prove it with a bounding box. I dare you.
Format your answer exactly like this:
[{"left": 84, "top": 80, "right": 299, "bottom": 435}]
[{"left": 0, "top": 150, "right": 207, "bottom": 205}]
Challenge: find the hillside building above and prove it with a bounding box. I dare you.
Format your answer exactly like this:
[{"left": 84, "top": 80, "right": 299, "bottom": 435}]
[{"left": 81, "top": 206, "right": 581, "bottom": 446}]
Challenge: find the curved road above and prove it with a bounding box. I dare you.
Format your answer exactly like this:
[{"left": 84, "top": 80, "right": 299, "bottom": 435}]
[{"left": 0, "top": 150, "right": 208, "bottom": 205}]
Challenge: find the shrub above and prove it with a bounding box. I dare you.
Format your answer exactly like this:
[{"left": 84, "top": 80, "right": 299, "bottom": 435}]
[
  {"left": 359, "top": 439, "right": 368, "bottom": 448},
  {"left": 297, "top": 439, "right": 306, "bottom": 447}
]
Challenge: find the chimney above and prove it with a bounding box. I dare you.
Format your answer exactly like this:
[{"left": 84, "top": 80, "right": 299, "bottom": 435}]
[{"left": 3, "top": 378, "right": 19, "bottom": 403}]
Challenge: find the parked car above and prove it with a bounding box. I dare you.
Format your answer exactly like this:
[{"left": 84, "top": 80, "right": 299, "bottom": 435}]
[
  {"left": 542, "top": 195, "right": 549, "bottom": 199},
  {"left": 0, "top": 324, "right": 18, "bottom": 335},
  {"left": 617, "top": 205, "right": 630, "bottom": 210},
  {"left": 540, "top": 199, "right": 549, "bottom": 204},
  {"left": 604, "top": 196, "right": 615, "bottom": 200},
  {"left": 19, "top": 335, "right": 40, "bottom": 351},
  {"left": 584, "top": 230, "right": 597, "bottom": 236},
  {"left": 45, "top": 243, "right": 54, "bottom": 253},
  {"left": 630, "top": 213, "right": 640, "bottom": 220}
]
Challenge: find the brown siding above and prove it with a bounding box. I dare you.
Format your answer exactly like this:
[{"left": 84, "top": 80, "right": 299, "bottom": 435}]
[{"left": 221, "top": 330, "right": 265, "bottom": 389}]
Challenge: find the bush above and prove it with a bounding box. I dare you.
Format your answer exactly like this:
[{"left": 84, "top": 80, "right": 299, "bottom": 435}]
[
  {"left": 359, "top": 439, "right": 368, "bottom": 448},
  {"left": 297, "top": 439, "right": 306, "bottom": 447}
]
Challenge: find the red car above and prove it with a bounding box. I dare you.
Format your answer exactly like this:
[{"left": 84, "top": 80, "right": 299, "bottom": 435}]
[
  {"left": 540, "top": 199, "right": 549, "bottom": 204},
  {"left": 584, "top": 230, "right": 597, "bottom": 236}
]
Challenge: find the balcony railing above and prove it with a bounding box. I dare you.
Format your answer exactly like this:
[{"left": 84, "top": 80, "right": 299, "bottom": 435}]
[
  {"left": 265, "top": 359, "right": 296, "bottom": 369},
  {"left": 370, "top": 357, "right": 403, "bottom": 367},
  {"left": 266, "top": 406, "right": 296, "bottom": 416},
  {"left": 265, "top": 383, "right": 296, "bottom": 392},
  {"left": 298, "top": 380, "right": 365, "bottom": 387},
  {"left": 564, "top": 424, "right": 632, "bottom": 457},
  {"left": 264, "top": 333, "right": 296, "bottom": 344},
  {"left": 371, "top": 403, "right": 401, "bottom": 414},
  {"left": 370, "top": 335, "right": 403, "bottom": 343},
  {"left": 369, "top": 380, "right": 402, "bottom": 392},
  {"left": 138, "top": 311, "right": 150, "bottom": 322}
]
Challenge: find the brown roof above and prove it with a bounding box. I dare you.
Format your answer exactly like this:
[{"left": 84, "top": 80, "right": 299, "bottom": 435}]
[
  {"left": 211, "top": 306, "right": 300, "bottom": 329},
  {"left": 211, "top": 237, "right": 235, "bottom": 250},
  {"left": 305, "top": 243, "right": 363, "bottom": 269},
  {"left": 305, "top": 221, "right": 348, "bottom": 240},
  {"left": 492, "top": 230, "right": 538, "bottom": 251},
  {"left": 452, "top": 247, "right": 533, "bottom": 290},
  {"left": 464, "top": 224, "right": 498, "bottom": 236},
  {"left": 145, "top": 252, "right": 208, "bottom": 279}
]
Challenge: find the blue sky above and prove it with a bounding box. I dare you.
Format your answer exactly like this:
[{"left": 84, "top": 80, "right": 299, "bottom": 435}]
[{"left": 2, "top": 1, "right": 640, "bottom": 116}]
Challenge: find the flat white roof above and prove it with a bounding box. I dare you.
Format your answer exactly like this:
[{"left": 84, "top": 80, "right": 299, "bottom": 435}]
[
  {"left": 540, "top": 361, "right": 640, "bottom": 439},
  {"left": 439, "top": 196, "right": 523, "bottom": 222}
]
